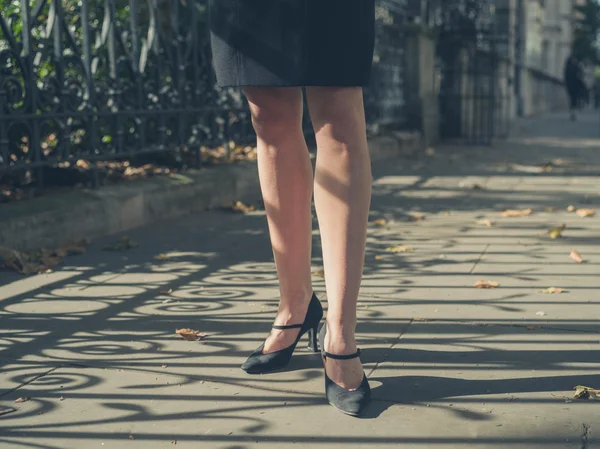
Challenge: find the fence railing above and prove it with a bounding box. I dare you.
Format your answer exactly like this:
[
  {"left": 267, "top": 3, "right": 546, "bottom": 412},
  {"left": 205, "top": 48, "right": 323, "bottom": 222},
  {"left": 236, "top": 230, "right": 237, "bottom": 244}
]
[{"left": 0, "top": 0, "right": 408, "bottom": 188}]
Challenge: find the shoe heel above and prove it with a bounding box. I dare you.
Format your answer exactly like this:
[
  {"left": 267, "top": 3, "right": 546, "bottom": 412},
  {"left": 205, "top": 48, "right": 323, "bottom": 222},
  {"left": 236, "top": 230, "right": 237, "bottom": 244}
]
[{"left": 307, "top": 327, "right": 319, "bottom": 352}]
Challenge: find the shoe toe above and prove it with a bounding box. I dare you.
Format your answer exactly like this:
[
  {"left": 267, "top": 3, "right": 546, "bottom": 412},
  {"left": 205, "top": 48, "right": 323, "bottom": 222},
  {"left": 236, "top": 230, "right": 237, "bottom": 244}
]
[
  {"left": 326, "top": 375, "right": 371, "bottom": 416},
  {"left": 241, "top": 346, "right": 267, "bottom": 373}
]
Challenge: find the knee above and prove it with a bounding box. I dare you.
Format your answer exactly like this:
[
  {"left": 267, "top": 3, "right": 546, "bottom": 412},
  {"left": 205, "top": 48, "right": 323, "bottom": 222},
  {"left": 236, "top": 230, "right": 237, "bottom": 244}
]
[
  {"left": 307, "top": 87, "right": 366, "bottom": 140},
  {"left": 244, "top": 87, "right": 303, "bottom": 141}
]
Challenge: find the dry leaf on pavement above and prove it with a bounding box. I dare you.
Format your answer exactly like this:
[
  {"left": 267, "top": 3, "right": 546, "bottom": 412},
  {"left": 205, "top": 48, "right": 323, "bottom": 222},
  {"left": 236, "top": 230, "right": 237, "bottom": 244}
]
[
  {"left": 473, "top": 280, "right": 500, "bottom": 289},
  {"left": 311, "top": 269, "right": 325, "bottom": 278},
  {"left": 476, "top": 219, "right": 494, "bottom": 227},
  {"left": 176, "top": 329, "right": 207, "bottom": 341},
  {"left": 375, "top": 255, "right": 386, "bottom": 260},
  {"left": 573, "top": 385, "right": 600, "bottom": 400},
  {"left": 385, "top": 245, "right": 414, "bottom": 253},
  {"left": 57, "top": 239, "right": 89, "bottom": 257},
  {"left": 548, "top": 224, "right": 566, "bottom": 239},
  {"left": 500, "top": 208, "right": 532, "bottom": 217},
  {"left": 567, "top": 205, "right": 576, "bottom": 212},
  {"left": 154, "top": 253, "right": 170, "bottom": 261},
  {"left": 408, "top": 212, "right": 426, "bottom": 221},
  {"left": 41, "top": 256, "right": 62, "bottom": 268},
  {"left": 569, "top": 250, "right": 583, "bottom": 264},
  {"left": 537, "top": 287, "right": 565, "bottom": 294},
  {"left": 225, "top": 201, "right": 255, "bottom": 214},
  {"left": 371, "top": 219, "right": 388, "bottom": 227},
  {"left": 576, "top": 208, "right": 596, "bottom": 218},
  {"left": 103, "top": 236, "right": 139, "bottom": 251},
  {"left": 14, "top": 397, "right": 31, "bottom": 403}
]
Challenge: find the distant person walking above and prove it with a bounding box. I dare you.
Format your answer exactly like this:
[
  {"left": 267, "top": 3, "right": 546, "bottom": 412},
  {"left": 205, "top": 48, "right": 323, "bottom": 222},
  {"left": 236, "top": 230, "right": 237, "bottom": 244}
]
[{"left": 564, "top": 54, "right": 584, "bottom": 120}]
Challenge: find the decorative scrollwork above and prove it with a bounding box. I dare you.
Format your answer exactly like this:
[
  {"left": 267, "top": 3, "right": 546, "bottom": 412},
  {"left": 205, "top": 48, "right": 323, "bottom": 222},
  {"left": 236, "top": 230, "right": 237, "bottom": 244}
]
[{"left": 1, "top": 0, "right": 411, "bottom": 182}]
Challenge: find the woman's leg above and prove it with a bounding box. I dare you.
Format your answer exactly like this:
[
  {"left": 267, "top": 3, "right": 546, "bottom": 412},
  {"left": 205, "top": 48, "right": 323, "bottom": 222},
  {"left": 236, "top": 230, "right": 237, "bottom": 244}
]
[
  {"left": 305, "top": 87, "right": 372, "bottom": 389},
  {"left": 244, "top": 87, "right": 314, "bottom": 353}
]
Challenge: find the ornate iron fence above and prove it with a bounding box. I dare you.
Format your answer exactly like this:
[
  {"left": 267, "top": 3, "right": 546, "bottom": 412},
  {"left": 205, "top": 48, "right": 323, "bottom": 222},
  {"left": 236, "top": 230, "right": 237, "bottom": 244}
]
[
  {"left": 0, "top": 0, "right": 408, "bottom": 188},
  {"left": 365, "top": 0, "right": 408, "bottom": 131},
  {"left": 411, "top": 0, "right": 511, "bottom": 145}
]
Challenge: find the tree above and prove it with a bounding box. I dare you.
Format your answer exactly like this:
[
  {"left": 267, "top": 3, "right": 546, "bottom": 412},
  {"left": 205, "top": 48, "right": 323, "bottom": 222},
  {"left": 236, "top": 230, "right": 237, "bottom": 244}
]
[{"left": 572, "top": 0, "right": 600, "bottom": 64}]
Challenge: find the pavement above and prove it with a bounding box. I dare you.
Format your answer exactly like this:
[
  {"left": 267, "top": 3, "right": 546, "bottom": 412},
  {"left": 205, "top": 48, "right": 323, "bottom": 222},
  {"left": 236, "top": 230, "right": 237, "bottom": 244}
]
[{"left": 1, "top": 111, "right": 599, "bottom": 449}]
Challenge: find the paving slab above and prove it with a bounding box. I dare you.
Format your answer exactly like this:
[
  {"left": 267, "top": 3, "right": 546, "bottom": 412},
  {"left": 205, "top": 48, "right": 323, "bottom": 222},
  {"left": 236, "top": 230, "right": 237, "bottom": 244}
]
[
  {"left": 0, "top": 366, "right": 593, "bottom": 449},
  {"left": 1, "top": 112, "right": 600, "bottom": 448}
]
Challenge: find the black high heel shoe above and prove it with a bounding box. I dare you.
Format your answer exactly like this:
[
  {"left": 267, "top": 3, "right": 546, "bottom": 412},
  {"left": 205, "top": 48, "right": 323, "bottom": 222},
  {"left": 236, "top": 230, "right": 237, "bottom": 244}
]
[
  {"left": 241, "top": 292, "right": 323, "bottom": 374},
  {"left": 319, "top": 324, "right": 371, "bottom": 416}
]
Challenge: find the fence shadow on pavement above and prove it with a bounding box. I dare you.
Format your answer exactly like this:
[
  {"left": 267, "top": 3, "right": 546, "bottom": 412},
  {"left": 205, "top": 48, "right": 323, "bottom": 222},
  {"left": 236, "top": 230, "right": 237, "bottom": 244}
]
[{"left": 0, "top": 111, "right": 599, "bottom": 447}]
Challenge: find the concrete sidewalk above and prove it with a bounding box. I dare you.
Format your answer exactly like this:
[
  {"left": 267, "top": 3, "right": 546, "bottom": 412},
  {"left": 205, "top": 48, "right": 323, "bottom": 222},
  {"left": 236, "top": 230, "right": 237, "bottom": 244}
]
[{"left": 1, "top": 111, "right": 599, "bottom": 448}]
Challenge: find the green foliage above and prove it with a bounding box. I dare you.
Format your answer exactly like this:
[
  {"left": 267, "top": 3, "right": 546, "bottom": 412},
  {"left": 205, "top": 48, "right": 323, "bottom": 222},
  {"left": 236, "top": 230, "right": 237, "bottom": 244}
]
[{"left": 572, "top": 0, "right": 600, "bottom": 64}]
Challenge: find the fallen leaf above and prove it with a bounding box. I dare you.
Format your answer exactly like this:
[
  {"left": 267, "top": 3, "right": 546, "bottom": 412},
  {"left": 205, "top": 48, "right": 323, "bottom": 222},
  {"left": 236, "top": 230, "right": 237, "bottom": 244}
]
[
  {"left": 162, "top": 364, "right": 168, "bottom": 368},
  {"left": 41, "top": 256, "right": 62, "bottom": 268},
  {"left": 473, "top": 280, "right": 500, "bottom": 289},
  {"left": 537, "top": 287, "right": 565, "bottom": 294},
  {"left": 375, "top": 255, "right": 386, "bottom": 260},
  {"left": 576, "top": 208, "right": 596, "bottom": 218},
  {"left": 476, "top": 219, "right": 494, "bottom": 227},
  {"left": 385, "top": 245, "right": 414, "bottom": 253},
  {"left": 548, "top": 224, "right": 566, "bottom": 239},
  {"left": 154, "top": 253, "right": 170, "bottom": 261},
  {"left": 512, "top": 164, "right": 545, "bottom": 173},
  {"left": 573, "top": 385, "right": 600, "bottom": 400},
  {"left": 160, "top": 289, "right": 173, "bottom": 295},
  {"left": 176, "top": 329, "right": 207, "bottom": 341},
  {"left": 311, "top": 269, "right": 325, "bottom": 278},
  {"left": 371, "top": 218, "right": 388, "bottom": 227},
  {"left": 567, "top": 205, "right": 576, "bottom": 212},
  {"left": 570, "top": 250, "right": 583, "bottom": 264},
  {"left": 103, "top": 236, "right": 139, "bottom": 251},
  {"left": 14, "top": 397, "right": 30, "bottom": 403},
  {"left": 76, "top": 159, "right": 91, "bottom": 170},
  {"left": 408, "top": 212, "right": 426, "bottom": 221},
  {"left": 500, "top": 208, "right": 532, "bottom": 217},
  {"left": 225, "top": 201, "right": 255, "bottom": 214}
]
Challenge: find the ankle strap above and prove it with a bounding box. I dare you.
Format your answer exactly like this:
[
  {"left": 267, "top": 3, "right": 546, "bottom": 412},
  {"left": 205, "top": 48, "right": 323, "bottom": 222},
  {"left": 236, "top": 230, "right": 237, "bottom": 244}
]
[
  {"left": 272, "top": 324, "right": 303, "bottom": 330},
  {"left": 322, "top": 348, "right": 362, "bottom": 360}
]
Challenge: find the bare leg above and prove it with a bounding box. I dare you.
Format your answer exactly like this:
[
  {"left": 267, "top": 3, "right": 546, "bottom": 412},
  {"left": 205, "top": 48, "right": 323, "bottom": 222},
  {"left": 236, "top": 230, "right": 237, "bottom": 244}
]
[
  {"left": 244, "top": 87, "right": 314, "bottom": 352},
  {"left": 306, "top": 87, "right": 372, "bottom": 389}
]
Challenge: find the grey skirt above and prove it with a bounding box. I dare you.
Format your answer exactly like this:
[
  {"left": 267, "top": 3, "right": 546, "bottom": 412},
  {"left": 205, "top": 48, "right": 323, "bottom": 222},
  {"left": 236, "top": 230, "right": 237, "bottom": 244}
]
[{"left": 208, "top": 0, "right": 375, "bottom": 87}]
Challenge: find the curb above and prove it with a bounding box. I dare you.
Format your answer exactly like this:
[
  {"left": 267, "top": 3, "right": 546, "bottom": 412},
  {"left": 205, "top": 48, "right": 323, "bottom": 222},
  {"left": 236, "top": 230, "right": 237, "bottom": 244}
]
[{"left": 0, "top": 133, "right": 421, "bottom": 251}]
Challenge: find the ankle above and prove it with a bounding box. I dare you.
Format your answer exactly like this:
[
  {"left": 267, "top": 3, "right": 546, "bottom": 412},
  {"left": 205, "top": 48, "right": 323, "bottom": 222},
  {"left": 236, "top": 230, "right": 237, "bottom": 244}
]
[
  {"left": 275, "top": 291, "right": 313, "bottom": 323},
  {"left": 324, "top": 325, "right": 357, "bottom": 353},
  {"left": 326, "top": 321, "right": 356, "bottom": 340}
]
